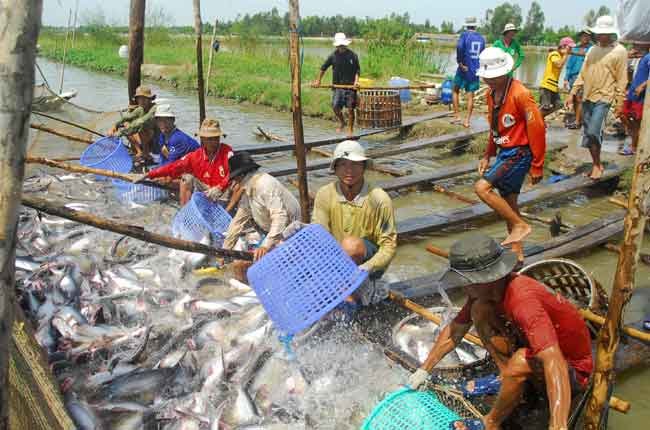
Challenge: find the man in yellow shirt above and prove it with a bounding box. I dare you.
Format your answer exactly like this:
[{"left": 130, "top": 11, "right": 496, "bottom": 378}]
[
  {"left": 312, "top": 140, "right": 397, "bottom": 305},
  {"left": 539, "top": 37, "right": 575, "bottom": 118}
]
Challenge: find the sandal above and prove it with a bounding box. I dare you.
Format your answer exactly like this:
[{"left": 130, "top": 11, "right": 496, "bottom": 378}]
[
  {"left": 449, "top": 419, "right": 484, "bottom": 430},
  {"left": 566, "top": 122, "right": 580, "bottom": 130},
  {"left": 461, "top": 374, "right": 501, "bottom": 397},
  {"left": 618, "top": 146, "right": 635, "bottom": 156}
]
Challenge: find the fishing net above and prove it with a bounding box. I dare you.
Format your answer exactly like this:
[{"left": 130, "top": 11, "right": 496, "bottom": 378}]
[{"left": 9, "top": 308, "right": 74, "bottom": 430}]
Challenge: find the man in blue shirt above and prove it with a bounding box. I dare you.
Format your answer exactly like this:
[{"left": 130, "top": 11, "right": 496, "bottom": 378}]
[
  {"left": 564, "top": 29, "right": 592, "bottom": 129},
  {"left": 453, "top": 17, "right": 486, "bottom": 128},
  {"left": 620, "top": 44, "right": 650, "bottom": 155},
  {"left": 154, "top": 104, "right": 200, "bottom": 165}
]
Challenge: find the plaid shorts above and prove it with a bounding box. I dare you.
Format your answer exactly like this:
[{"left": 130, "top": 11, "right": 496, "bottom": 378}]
[{"left": 332, "top": 89, "right": 357, "bottom": 109}]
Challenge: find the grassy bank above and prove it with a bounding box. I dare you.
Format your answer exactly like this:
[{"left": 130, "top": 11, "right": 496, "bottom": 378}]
[{"left": 38, "top": 29, "right": 445, "bottom": 119}]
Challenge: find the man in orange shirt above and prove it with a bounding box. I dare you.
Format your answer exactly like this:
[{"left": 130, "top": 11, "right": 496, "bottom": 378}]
[{"left": 474, "top": 48, "right": 546, "bottom": 260}]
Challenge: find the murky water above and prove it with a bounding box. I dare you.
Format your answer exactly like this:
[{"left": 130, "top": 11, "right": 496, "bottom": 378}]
[{"left": 31, "top": 58, "right": 650, "bottom": 428}]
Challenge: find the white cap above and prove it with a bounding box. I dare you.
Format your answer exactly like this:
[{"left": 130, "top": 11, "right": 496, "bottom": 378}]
[
  {"left": 154, "top": 104, "right": 175, "bottom": 118},
  {"left": 476, "top": 47, "right": 514, "bottom": 79},
  {"left": 591, "top": 15, "right": 619, "bottom": 36},
  {"left": 502, "top": 23, "right": 518, "bottom": 34},
  {"left": 464, "top": 17, "right": 478, "bottom": 28},
  {"left": 329, "top": 140, "right": 369, "bottom": 172},
  {"left": 333, "top": 32, "right": 351, "bottom": 47}
]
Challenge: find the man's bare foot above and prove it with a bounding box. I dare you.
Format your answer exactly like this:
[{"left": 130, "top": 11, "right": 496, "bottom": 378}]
[
  {"left": 502, "top": 223, "right": 531, "bottom": 246},
  {"left": 463, "top": 119, "right": 471, "bottom": 128},
  {"left": 510, "top": 241, "right": 524, "bottom": 261},
  {"left": 336, "top": 123, "right": 346, "bottom": 133},
  {"left": 589, "top": 164, "right": 605, "bottom": 180}
]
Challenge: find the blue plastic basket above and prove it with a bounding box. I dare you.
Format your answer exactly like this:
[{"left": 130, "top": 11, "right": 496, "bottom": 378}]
[
  {"left": 80, "top": 137, "right": 132, "bottom": 180},
  {"left": 171, "top": 191, "right": 232, "bottom": 242},
  {"left": 362, "top": 387, "right": 461, "bottom": 430},
  {"left": 111, "top": 179, "right": 168, "bottom": 204},
  {"left": 246, "top": 224, "right": 368, "bottom": 335}
]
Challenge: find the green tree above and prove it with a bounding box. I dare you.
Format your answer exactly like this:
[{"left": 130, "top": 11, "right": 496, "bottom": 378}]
[
  {"left": 584, "top": 6, "right": 611, "bottom": 27},
  {"left": 440, "top": 20, "right": 454, "bottom": 34},
  {"left": 520, "top": 1, "right": 545, "bottom": 45},
  {"left": 486, "top": 2, "right": 523, "bottom": 42}
]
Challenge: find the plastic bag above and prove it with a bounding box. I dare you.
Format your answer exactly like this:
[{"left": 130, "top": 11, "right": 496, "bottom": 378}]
[{"left": 618, "top": 0, "right": 650, "bottom": 42}]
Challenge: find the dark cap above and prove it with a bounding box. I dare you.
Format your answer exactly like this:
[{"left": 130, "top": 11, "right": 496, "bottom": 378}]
[
  {"left": 228, "top": 151, "right": 260, "bottom": 180},
  {"left": 440, "top": 233, "right": 518, "bottom": 287}
]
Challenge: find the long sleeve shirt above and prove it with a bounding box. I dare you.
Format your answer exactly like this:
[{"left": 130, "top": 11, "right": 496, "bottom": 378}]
[
  {"left": 312, "top": 181, "right": 397, "bottom": 274},
  {"left": 486, "top": 80, "right": 546, "bottom": 177},
  {"left": 115, "top": 105, "right": 157, "bottom": 137},
  {"left": 223, "top": 172, "right": 301, "bottom": 250},
  {"left": 493, "top": 38, "right": 525, "bottom": 73},
  {"left": 571, "top": 43, "right": 628, "bottom": 111}
]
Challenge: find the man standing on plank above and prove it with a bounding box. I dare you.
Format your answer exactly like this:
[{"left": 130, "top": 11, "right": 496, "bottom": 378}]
[
  {"left": 539, "top": 37, "right": 575, "bottom": 118},
  {"left": 566, "top": 15, "right": 628, "bottom": 180},
  {"left": 312, "top": 33, "right": 360, "bottom": 135},
  {"left": 452, "top": 17, "right": 486, "bottom": 128},
  {"left": 564, "top": 29, "right": 593, "bottom": 129},
  {"left": 474, "top": 47, "right": 546, "bottom": 260}
]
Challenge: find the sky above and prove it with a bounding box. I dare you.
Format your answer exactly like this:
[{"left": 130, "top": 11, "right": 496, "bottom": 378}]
[{"left": 43, "top": 0, "right": 619, "bottom": 29}]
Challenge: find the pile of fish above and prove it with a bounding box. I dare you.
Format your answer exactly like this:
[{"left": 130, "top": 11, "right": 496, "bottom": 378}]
[{"left": 15, "top": 173, "right": 406, "bottom": 429}]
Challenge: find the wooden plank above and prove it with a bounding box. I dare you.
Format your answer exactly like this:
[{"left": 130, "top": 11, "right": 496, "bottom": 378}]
[
  {"left": 266, "top": 127, "right": 488, "bottom": 177},
  {"left": 397, "top": 165, "right": 623, "bottom": 237},
  {"left": 241, "top": 111, "right": 450, "bottom": 155}
]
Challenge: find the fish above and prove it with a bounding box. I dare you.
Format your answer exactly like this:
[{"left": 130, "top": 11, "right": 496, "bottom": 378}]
[
  {"left": 15, "top": 255, "right": 41, "bottom": 272},
  {"left": 221, "top": 385, "right": 261, "bottom": 428},
  {"left": 199, "top": 346, "right": 225, "bottom": 394},
  {"left": 190, "top": 299, "right": 242, "bottom": 315},
  {"left": 194, "top": 320, "right": 227, "bottom": 349},
  {"left": 66, "top": 395, "right": 101, "bottom": 430},
  {"left": 100, "top": 367, "right": 178, "bottom": 403}
]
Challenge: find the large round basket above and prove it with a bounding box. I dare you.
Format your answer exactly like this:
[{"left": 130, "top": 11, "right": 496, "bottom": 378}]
[{"left": 357, "top": 90, "right": 402, "bottom": 129}]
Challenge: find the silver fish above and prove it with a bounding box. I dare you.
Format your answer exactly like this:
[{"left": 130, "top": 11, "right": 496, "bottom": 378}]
[
  {"left": 222, "top": 385, "right": 260, "bottom": 428},
  {"left": 66, "top": 396, "right": 101, "bottom": 430}
]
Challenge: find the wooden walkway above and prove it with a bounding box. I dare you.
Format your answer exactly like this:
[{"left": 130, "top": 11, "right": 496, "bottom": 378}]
[
  {"left": 242, "top": 111, "right": 451, "bottom": 155},
  {"left": 396, "top": 164, "right": 623, "bottom": 237}
]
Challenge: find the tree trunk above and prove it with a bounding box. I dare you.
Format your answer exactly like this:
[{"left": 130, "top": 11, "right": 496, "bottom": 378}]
[
  {"left": 193, "top": 0, "right": 206, "bottom": 124},
  {"left": 0, "top": 1, "right": 42, "bottom": 426},
  {"left": 584, "top": 84, "right": 650, "bottom": 429},
  {"left": 127, "top": 0, "right": 146, "bottom": 102},
  {"left": 288, "top": 0, "right": 310, "bottom": 222}
]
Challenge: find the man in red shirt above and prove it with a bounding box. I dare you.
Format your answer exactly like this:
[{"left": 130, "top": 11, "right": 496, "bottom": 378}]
[
  {"left": 408, "top": 234, "right": 593, "bottom": 430},
  {"left": 474, "top": 47, "right": 547, "bottom": 261},
  {"left": 140, "top": 118, "right": 234, "bottom": 205}
]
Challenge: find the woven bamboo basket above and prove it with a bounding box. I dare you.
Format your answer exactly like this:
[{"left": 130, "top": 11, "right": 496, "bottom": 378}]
[{"left": 357, "top": 90, "right": 402, "bottom": 129}]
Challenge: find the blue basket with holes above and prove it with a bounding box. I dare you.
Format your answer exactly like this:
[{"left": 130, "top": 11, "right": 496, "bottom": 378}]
[
  {"left": 171, "top": 191, "right": 232, "bottom": 242},
  {"left": 362, "top": 387, "right": 460, "bottom": 430},
  {"left": 111, "top": 179, "right": 168, "bottom": 204},
  {"left": 246, "top": 224, "right": 368, "bottom": 335},
  {"left": 80, "top": 137, "right": 132, "bottom": 180}
]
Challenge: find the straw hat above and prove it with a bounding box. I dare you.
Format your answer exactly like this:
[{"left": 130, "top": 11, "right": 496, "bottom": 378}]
[
  {"left": 464, "top": 17, "right": 479, "bottom": 28},
  {"left": 134, "top": 85, "right": 155, "bottom": 99},
  {"left": 329, "top": 140, "right": 369, "bottom": 172},
  {"left": 154, "top": 104, "right": 175, "bottom": 118},
  {"left": 590, "top": 15, "right": 619, "bottom": 36},
  {"left": 476, "top": 47, "right": 514, "bottom": 79},
  {"left": 198, "top": 118, "right": 224, "bottom": 138},
  {"left": 333, "top": 32, "right": 351, "bottom": 47},
  {"left": 502, "top": 23, "right": 518, "bottom": 34}
]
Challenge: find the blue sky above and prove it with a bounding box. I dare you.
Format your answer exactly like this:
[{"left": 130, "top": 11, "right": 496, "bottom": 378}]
[{"left": 44, "top": 0, "right": 618, "bottom": 29}]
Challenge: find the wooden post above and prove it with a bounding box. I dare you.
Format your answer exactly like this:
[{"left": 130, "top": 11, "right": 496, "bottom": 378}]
[
  {"left": 584, "top": 80, "right": 650, "bottom": 428},
  {"left": 0, "top": 1, "right": 42, "bottom": 426},
  {"left": 193, "top": 0, "right": 206, "bottom": 124},
  {"left": 58, "top": 8, "right": 72, "bottom": 94},
  {"left": 205, "top": 17, "right": 218, "bottom": 96},
  {"left": 288, "top": 0, "right": 310, "bottom": 223},
  {"left": 127, "top": 0, "right": 146, "bottom": 102}
]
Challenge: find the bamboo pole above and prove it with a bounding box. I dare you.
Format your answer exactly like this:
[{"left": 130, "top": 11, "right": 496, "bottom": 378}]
[
  {"left": 0, "top": 2, "right": 42, "bottom": 424},
  {"left": 288, "top": 0, "right": 310, "bottom": 223},
  {"left": 585, "top": 80, "right": 650, "bottom": 429},
  {"left": 193, "top": 0, "right": 206, "bottom": 124},
  {"left": 58, "top": 8, "right": 72, "bottom": 94},
  {"left": 205, "top": 17, "right": 218, "bottom": 96},
  {"left": 31, "top": 111, "right": 105, "bottom": 137},
  {"left": 21, "top": 195, "right": 253, "bottom": 261},
  {"left": 29, "top": 123, "right": 94, "bottom": 144},
  {"left": 71, "top": 0, "right": 79, "bottom": 48},
  {"left": 433, "top": 185, "right": 479, "bottom": 204},
  {"left": 127, "top": 0, "right": 146, "bottom": 102}
]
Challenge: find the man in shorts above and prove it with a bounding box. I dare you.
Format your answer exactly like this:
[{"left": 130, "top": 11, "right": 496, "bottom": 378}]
[
  {"left": 452, "top": 17, "right": 485, "bottom": 128},
  {"left": 539, "top": 37, "right": 574, "bottom": 118},
  {"left": 620, "top": 43, "right": 650, "bottom": 155},
  {"left": 564, "top": 30, "right": 592, "bottom": 129},
  {"left": 313, "top": 32, "right": 360, "bottom": 135},
  {"left": 473, "top": 48, "right": 546, "bottom": 261},
  {"left": 567, "top": 16, "right": 628, "bottom": 179}
]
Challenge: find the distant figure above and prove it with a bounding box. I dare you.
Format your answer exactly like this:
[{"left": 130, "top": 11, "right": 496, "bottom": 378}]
[
  {"left": 564, "top": 29, "right": 593, "bottom": 129},
  {"left": 312, "top": 33, "right": 361, "bottom": 135},
  {"left": 452, "top": 17, "right": 486, "bottom": 128},
  {"left": 138, "top": 118, "right": 233, "bottom": 206},
  {"left": 154, "top": 104, "right": 199, "bottom": 166},
  {"left": 474, "top": 48, "right": 546, "bottom": 260},
  {"left": 538, "top": 37, "right": 575, "bottom": 118},
  {"left": 620, "top": 43, "right": 650, "bottom": 156},
  {"left": 567, "top": 16, "right": 628, "bottom": 180},
  {"left": 108, "top": 85, "right": 158, "bottom": 168},
  {"left": 493, "top": 23, "right": 525, "bottom": 76}
]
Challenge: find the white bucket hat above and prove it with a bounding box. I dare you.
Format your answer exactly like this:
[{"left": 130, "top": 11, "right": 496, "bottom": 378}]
[
  {"left": 329, "top": 140, "right": 369, "bottom": 172},
  {"left": 464, "top": 17, "right": 478, "bottom": 28},
  {"left": 333, "top": 32, "right": 351, "bottom": 47},
  {"left": 590, "top": 15, "right": 619, "bottom": 36},
  {"left": 476, "top": 47, "right": 514, "bottom": 79},
  {"left": 154, "top": 104, "right": 175, "bottom": 118},
  {"left": 502, "top": 23, "right": 518, "bottom": 34}
]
